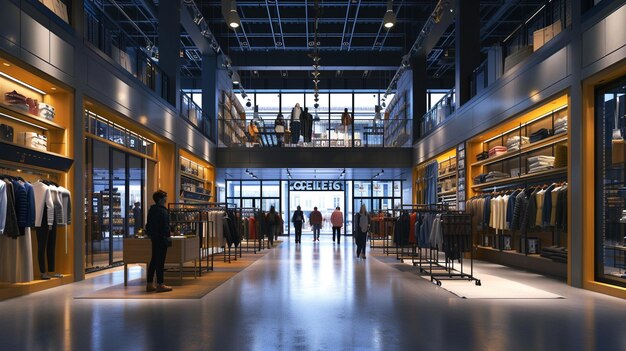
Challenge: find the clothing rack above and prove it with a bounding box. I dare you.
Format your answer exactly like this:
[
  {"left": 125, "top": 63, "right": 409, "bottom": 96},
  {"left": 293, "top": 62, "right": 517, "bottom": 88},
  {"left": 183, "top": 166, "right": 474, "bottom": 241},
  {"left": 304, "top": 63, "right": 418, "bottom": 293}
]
[
  {"left": 239, "top": 207, "right": 264, "bottom": 254},
  {"left": 390, "top": 204, "right": 450, "bottom": 262},
  {"left": 168, "top": 203, "right": 215, "bottom": 273},
  {"left": 424, "top": 212, "right": 481, "bottom": 286}
]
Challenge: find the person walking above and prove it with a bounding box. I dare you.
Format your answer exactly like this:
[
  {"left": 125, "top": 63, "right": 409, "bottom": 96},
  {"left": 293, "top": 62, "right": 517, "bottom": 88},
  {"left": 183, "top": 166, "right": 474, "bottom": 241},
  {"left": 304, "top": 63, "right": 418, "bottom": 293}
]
[
  {"left": 292, "top": 205, "right": 304, "bottom": 244},
  {"left": 310, "top": 206, "right": 323, "bottom": 241},
  {"left": 330, "top": 206, "right": 343, "bottom": 244},
  {"left": 354, "top": 204, "right": 370, "bottom": 259},
  {"left": 145, "top": 190, "right": 173, "bottom": 293},
  {"left": 265, "top": 206, "right": 278, "bottom": 248}
]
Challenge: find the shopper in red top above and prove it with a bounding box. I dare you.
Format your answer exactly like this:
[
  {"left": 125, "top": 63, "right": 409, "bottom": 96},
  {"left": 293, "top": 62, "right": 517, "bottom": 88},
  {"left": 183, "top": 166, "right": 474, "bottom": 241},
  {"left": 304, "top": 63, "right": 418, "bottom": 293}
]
[
  {"left": 310, "top": 207, "right": 323, "bottom": 241},
  {"left": 330, "top": 206, "right": 344, "bottom": 244}
]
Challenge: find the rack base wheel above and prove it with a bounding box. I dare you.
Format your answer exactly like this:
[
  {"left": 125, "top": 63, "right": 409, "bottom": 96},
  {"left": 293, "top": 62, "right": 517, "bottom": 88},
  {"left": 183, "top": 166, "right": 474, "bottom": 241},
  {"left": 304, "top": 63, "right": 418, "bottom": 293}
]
[{"left": 475, "top": 280, "right": 481, "bottom": 286}]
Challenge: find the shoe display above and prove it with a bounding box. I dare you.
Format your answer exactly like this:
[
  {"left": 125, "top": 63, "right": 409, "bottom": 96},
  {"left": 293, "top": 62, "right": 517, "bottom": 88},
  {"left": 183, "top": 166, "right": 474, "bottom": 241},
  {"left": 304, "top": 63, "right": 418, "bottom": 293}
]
[
  {"left": 146, "top": 284, "right": 156, "bottom": 292},
  {"left": 361, "top": 255, "right": 367, "bottom": 259},
  {"left": 51, "top": 273, "right": 63, "bottom": 278},
  {"left": 155, "top": 284, "right": 173, "bottom": 293},
  {"left": 41, "top": 273, "right": 51, "bottom": 280}
]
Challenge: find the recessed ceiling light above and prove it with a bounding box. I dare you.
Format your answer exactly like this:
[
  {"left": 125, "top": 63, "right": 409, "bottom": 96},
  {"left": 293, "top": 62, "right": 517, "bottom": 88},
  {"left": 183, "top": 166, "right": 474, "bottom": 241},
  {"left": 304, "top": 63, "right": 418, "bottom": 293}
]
[
  {"left": 2, "top": 62, "right": 10, "bottom": 67},
  {"left": 50, "top": 87, "right": 57, "bottom": 90}
]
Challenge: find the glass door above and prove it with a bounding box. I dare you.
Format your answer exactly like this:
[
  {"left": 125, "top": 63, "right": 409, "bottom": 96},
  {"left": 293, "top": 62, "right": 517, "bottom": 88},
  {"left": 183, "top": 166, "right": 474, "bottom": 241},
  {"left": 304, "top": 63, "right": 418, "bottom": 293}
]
[{"left": 85, "top": 139, "right": 146, "bottom": 271}]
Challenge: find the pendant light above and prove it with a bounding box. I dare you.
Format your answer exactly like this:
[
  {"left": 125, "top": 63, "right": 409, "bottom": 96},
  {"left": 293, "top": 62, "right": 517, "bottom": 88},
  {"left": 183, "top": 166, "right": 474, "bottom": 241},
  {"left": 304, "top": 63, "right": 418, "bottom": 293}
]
[
  {"left": 383, "top": 0, "right": 396, "bottom": 29},
  {"left": 223, "top": 0, "right": 241, "bottom": 29}
]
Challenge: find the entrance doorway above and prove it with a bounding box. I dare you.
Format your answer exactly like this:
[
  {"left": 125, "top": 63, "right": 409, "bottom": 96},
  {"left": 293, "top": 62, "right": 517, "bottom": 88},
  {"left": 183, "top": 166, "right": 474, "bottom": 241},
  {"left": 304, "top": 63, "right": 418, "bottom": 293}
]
[{"left": 289, "top": 190, "right": 345, "bottom": 236}]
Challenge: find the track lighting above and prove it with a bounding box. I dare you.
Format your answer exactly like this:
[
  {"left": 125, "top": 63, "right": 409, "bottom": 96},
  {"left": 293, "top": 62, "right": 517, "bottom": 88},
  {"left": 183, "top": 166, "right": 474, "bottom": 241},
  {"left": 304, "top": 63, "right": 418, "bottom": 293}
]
[
  {"left": 246, "top": 100, "right": 252, "bottom": 108},
  {"left": 226, "top": 1, "right": 241, "bottom": 29},
  {"left": 383, "top": 0, "right": 396, "bottom": 29},
  {"left": 194, "top": 13, "right": 203, "bottom": 25},
  {"left": 231, "top": 71, "right": 241, "bottom": 85}
]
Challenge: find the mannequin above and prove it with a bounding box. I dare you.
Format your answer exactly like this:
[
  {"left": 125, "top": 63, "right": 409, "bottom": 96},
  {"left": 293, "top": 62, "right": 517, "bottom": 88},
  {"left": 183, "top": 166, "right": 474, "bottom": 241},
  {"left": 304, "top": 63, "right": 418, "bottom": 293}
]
[
  {"left": 341, "top": 108, "right": 352, "bottom": 146},
  {"left": 290, "top": 103, "right": 303, "bottom": 144},
  {"left": 302, "top": 107, "right": 313, "bottom": 143}
]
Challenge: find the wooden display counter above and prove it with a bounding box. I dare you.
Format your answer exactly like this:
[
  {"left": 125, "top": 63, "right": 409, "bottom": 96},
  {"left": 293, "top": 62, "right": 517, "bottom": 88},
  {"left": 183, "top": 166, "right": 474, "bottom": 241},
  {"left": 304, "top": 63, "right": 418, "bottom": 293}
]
[{"left": 123, "top": 237, "right": 199, "bottom": 285}]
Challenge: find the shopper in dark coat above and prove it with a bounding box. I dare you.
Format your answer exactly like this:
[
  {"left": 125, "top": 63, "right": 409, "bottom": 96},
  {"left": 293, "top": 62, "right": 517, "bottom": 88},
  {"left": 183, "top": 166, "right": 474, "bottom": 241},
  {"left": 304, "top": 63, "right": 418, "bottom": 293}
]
[
  {"left": 145, "top": 190, "right": 172, "bottom": 293},
  {"left": 292, "top": 205, "right": 304, "bottom": 244},
  {"left": 266, "top": 206, "right": 278, "bottom": 248}
]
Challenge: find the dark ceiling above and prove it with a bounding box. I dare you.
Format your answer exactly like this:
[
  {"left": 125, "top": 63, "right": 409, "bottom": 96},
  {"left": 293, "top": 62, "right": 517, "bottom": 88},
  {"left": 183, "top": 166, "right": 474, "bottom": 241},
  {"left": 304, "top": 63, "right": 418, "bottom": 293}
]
[{"left": 99, "top": 0, "right": 546, "bottom": 88}]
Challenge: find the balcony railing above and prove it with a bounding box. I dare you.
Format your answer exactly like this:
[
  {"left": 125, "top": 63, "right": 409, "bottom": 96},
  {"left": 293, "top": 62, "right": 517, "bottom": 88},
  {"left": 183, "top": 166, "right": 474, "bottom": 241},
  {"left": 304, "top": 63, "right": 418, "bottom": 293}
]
[
  {"left": 418, "top": 88, "right": 455, "bottom": 139},
  {"left": 180, "top": 91, "right": 212, "bottom": 138},
  {"left": 83, "top": 1, "right": 170, "bottom": 102},
  {"left": 218, "top": 114, "right": 412, "bottom": 148}
]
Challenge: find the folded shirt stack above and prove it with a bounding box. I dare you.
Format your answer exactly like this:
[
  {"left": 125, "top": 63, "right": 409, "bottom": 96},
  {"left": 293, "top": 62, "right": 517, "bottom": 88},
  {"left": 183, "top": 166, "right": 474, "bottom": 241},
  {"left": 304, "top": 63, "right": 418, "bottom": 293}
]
[
  {"left": 529, "top": 128, "right": 552, "bottom": 143},
  {"left": 4, "top": 90, "right": 28, "bottom": 110},
  {"left": 527, "top": 155, "right": 554, "bottom": 173},
  {"left": 484, "top": 171, "right": 510, "bottom": 182},
  {"left": 18, "top": 132, "right": 47, "bottom": 151},
  {"left": 554, "top": 116, "right": 568, "bottom": 135},
  {"left": 488, "top": 146, "right": 508, "bottom": 158},
  {"left": 506, "top": 136, "right": 530, "bottom": 151},
  {"left": 473, "top": 173, "right": 487, "bottom": 184},
  {"left": 38, "top": 102, "right": 55, "bottom": 120},
  {"left": 476, "top": 151, "right": 489, "bottom": 161}
]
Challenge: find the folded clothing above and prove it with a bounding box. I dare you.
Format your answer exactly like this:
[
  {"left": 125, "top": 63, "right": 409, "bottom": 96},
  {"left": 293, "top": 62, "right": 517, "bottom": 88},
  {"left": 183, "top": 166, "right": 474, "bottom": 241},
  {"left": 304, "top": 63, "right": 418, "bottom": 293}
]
[
  {"left": 527, "top": 155, "right": 554, "bottom": 163},
  {"left": 485, "top": 171, "right": 510, "bottom": 181},
  {"left": 488, "top": 146, "right": 508, "bottom": 158},
  {"left": 528, "top": 165, "right": 554, "bottom": 173},
  {"left": 26, "top": 97, "right": 39, "bottom": 115},
  {"left": 4, "top": 90, "right": 26, "bottom": 104},
  {"left": 18, "top": 132, "right": 47, "bottom": 151},
  {"left": 476, "top": 151, "right": 489, "bottom": 161},
  {"left": 554, "top": 126, "right": 568, "bottom": 135},
  {"left": 529, "top": 128, "right": 552, "bottom": 143},
  {"left": 473, "top": 173, "right": 487, "bottom": 184},
  {"left": 506, "top": 136, "right": 530, "bottom": 151},
  {"left": 38, "top": 102, "right": 55, "bottom": 113},
  {"left": 554, "top": 116, "right": 567, "bottom": 128}
]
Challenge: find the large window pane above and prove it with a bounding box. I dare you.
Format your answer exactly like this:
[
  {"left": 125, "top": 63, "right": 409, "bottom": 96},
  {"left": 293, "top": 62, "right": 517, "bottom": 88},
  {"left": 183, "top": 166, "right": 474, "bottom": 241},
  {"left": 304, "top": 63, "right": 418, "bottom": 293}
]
[
  {"left": 330, "top": 93, "right": 352, "bottom": 112},
  {"left": 262, "top": 181, "right": 280, "bottom": 197},
  {"left": 596, "top": 79, "right": 626, "bottom": 288},
  {"left": 241, "top": 181, "right": 261, "bottom": 197},
  {"left": 281, "top": 93, "right": 305, "bottom": 114},
  {"left": 354, "top": 181, "right": 371, "bottom": 197},
  {"left": 354, "top": 93, "right": 378, "bottom": 118},
  {"left": 305, "top": 92, "right": 330, "bottom": 113}
]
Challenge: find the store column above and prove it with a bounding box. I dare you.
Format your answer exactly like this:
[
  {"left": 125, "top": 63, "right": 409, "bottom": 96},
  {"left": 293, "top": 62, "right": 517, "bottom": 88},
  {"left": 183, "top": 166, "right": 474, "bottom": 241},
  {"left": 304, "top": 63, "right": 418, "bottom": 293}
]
[
  {"left": 454, "top": 0, "right": 481, "bottom": 109},
  {"left": 158, "top": 0, "right": 181, "bottom": 108},
  {"left": 411, "top": 54, "right": 427, "bottom": 141}
]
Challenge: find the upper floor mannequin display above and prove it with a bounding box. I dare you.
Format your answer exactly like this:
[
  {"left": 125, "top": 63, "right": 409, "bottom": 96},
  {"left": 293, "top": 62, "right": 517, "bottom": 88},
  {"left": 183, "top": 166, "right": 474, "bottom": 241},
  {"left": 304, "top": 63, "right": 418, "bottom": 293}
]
[
  {"left": 341, "top": 108, "right": 353, "bottom": 145},
  {"left": 291, "top": 103, "right": 303, "bottom": 124}
]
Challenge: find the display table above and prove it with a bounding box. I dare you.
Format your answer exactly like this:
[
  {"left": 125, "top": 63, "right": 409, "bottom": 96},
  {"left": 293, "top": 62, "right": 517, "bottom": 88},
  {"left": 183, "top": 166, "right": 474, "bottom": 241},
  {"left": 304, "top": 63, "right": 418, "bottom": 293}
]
[{"left": 123, "top": 237, "right": 200, "bottom": 286}]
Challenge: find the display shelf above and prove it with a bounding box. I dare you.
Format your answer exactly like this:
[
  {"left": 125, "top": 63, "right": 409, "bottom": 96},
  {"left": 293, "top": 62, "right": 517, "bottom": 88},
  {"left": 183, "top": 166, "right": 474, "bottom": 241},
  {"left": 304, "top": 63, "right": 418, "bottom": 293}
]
[
  {"left": 0, "top": 103, "right": 64, "bottom": 131},
  {"left": 471, "top": 167, "right": 567, "bottom": 190},
  {"left": 438, "top": 171, "right": 457, "bottom": 180},
  {"left": 0, "top": 140, "right": 73, "bottom": 172},
  {"left": 471, "top": 134, "right": 568, "bottom": 167},
  {"left": 181, "top": 171, "right": 206, "bottom": 182},
  {"left": 438, "top": 189, "right": 458, "bottom": 196}
]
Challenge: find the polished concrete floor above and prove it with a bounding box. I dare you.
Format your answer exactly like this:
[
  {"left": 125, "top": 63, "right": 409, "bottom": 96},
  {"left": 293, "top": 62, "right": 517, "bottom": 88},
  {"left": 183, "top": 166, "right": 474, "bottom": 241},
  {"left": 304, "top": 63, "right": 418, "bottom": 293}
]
[{"left": 0, "top": 237, "right": 625, "bottom": 351}]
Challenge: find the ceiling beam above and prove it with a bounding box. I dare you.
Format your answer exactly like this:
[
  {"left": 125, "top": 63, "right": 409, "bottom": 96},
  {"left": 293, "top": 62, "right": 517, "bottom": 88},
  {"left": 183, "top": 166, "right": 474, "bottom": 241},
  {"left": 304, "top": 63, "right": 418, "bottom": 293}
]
[{"left": 231, "top": 51, "right": 401, "bottom": 70}]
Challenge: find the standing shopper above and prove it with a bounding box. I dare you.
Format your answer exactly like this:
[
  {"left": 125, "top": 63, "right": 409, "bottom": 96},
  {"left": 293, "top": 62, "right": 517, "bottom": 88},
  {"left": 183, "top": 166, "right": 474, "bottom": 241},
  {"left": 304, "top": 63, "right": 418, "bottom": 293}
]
[
  {"left": 145, "top": 190, "right": 172, "bottom": 293},
  {"left": 354, "top": 204, "right": 370, "bottom": 259},
  {"left": 330, "top": 206, "right": 343, "bottom": 244},
  {"left": 266, "top": 206, "right": 277, "bottom": 248},
  {"left": 292, "top": 205, "right": 304, "bottom": 244},
  {"left": 310, "top": 206, "right": 323, "bottom": 241}
]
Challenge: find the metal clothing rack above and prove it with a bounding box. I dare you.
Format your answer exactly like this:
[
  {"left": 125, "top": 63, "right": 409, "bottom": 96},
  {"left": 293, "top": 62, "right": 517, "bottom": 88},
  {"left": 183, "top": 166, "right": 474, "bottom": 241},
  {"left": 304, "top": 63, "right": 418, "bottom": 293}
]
[
  {"left": 167, "top": 203, "right": 211, "bottom": 275},
  {"left": 209, "top": 202, "right": 241, "bottom": 263},
  {"left": 239, "top": 207, "right": 264, "bottom": 254},
  {"left": 424, "top": 212, "right": 481, "bottom": 286},
  {"left": 389, "top": 204, "right": 449, "bottom": 262}
]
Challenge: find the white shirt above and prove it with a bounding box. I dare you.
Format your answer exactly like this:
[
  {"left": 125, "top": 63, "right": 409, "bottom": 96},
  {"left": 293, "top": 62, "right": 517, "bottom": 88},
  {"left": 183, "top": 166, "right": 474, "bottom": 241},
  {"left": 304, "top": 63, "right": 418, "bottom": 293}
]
[{"left": 31, "top": 181, "right": 54, "bottom": 228}]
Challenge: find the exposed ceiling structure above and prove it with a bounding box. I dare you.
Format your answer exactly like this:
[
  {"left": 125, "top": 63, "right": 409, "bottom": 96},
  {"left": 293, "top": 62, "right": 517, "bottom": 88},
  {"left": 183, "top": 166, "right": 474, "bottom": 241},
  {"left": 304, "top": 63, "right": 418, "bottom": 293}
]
[
  {"left": 100, "top": 0, "right": 546, "bottom": 88},
  {"left": 217, "top": 167, "right": 411, "bottom": 181}
]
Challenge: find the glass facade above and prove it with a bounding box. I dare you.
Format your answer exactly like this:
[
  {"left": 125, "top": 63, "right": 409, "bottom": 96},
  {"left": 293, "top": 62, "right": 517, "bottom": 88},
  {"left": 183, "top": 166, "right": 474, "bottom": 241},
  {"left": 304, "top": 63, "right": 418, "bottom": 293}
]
[{"left": 595, "top": 77, "right": 626, "bottom": 287}]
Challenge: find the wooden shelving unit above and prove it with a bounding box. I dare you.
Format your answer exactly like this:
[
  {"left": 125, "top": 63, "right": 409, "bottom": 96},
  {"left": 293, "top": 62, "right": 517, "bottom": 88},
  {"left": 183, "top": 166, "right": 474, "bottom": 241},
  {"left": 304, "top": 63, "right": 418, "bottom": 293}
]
[{"left": 466, "top": 95, "right": 569, "bottom": 277}]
